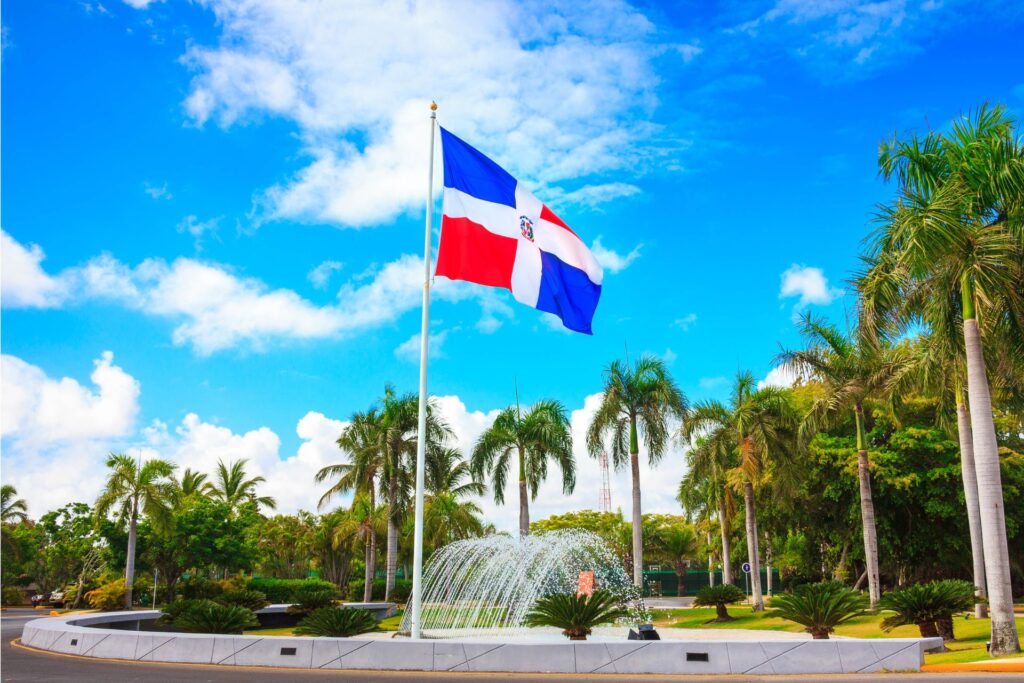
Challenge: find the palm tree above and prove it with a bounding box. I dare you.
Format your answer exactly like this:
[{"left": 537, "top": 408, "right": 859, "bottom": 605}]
[
  {"left": 94, "top": 453, "right": 176, "bottom": 608},
  {"left": 777, "top": 313, "right": 910, "bottom": 608},
  {"left": 210, "top": 459, "right": 276, "bottom": 511},
  {"left": 680, "top": 371, "right": 795, "bottom": 611},
  {"left": 472, "top": 399, "right": 575, "bottom": 538},
  {"left": 862, "top": 103, "right": 1024, "bottom": 655},
  {"left": 678, "top": 432, "right": 736, "bottom": 585},
  {"left": 1, "top": 484, "right": 28, "bottom": 524},
  {"left": 333, "top": 492, "right": 385, "bottom": 601},
  {"left": 587, "top": 355, "right": 687, "bottom": 587},
  {"left": 424, "top": 447, "right": 486, "bottom": 550},
  {"left": 178, "top": 468, "right": 213, "bottom": 498},
  {"left": 426, "top": 447, "right": 486, "bottom": 499},
  {"left": 653, "top": 522, "right": 698, "bottom": 589},
  {"left": 317, "top": 409, "right": 384, "bottom": 602}
]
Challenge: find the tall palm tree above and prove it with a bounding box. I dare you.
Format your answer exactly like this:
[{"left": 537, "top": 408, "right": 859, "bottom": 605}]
[
  {"left": 94, "top": 453, "right": 176, "bottom": 608},
  {"left": 587, "top": 355, "right": 687, "bottom": 587},
  {"left": 178, "top": 468, "right": 213, "bottom": 498},
  {"left": 653, "top": 522, "right": 698, "bottom": 589},
  {"left": 377, "top": 389, "right": 452, "bottom": 601},
  {"left": 424, "top": 447, "right": 487, "bottom": 550},
  {"left": 678, "top": 432, "right": 736, "bottom": 585},
  {"left": 472, "top": 399, "right": 575, "bottom": 538},
  {"left": 680, "top": 371, "right": 795, "bottom": 611},
  {"left": 1, "top": 484, "right": 28, "bottom": 524},
  {"left": 426, "top": 447, "right": 487, "bottom": 499},
  {"left": 862, "top": 103, "right": 1023, "bottom": 654},
  {"left": 317, "top": 409, "right": 384, "bottom": 602},
  {"left": 777, "top": 314, "right": 908, "bottom": 609},
  {"left": 210, "top": 459, "right": 276, "bottom": 511},
  {"left": 332, "top": 492, "right": 385, "bottom": 600}
]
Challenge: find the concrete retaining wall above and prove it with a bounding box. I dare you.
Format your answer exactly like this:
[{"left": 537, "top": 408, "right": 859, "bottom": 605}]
[{"left": 21, "top": 611, "right": 941, "bottom": 674}]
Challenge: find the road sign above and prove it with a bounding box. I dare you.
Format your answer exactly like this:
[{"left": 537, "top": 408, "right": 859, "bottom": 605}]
[{"left": 741, "top": 562, "right": 751, "bottom": 574}]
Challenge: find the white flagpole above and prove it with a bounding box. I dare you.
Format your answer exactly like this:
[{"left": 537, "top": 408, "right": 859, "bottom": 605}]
[{"left": 410, "top": 101, "right": 437, "bottom": 640}]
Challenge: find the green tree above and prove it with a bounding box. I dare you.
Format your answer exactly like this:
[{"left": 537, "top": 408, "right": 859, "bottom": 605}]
[
  {"left": 1, "top": 484, "right": 29, "bottom": 558},
  {"left": 778, "top": 314, "right": 910, "bottom": 608},
  {"left": 652, "top": 520, "right": 698, "bottom": 587},
  {"left": 256, "top": 513, "right": 314, "bottom": 579},
  {"left": 178, "top": 468, "right": 213, "bottom": 498},
  {"left": 680, "top": 371, "right": 795, "bottom": 611},
  {"left": 863, "top": 104, "right": 1023, "bottom": 654},
  {"left": 472, "top": 399, "right": 575, "bottom": 537},
  {"left": 587, "top": 355, "right": 687, "bottom": 586},
  {"left": 311, "top": 509, "right": 355, "bottom": 589},
  {"left": 211, "top": 459, "right": 276, "bottom": 512},
  {"left": 94, "top": 454, "right": 176, "bottom": 608},
  {"left": 678, "top": 432, "right": 737, "bottom": 584},
  {"left": 424, "top": 447, "right": 486, "bottom": 550}
]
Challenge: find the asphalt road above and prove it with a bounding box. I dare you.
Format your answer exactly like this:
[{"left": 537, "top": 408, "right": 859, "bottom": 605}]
[{"left": 2, "top": 609, "right": 1019, "bottom": 682}]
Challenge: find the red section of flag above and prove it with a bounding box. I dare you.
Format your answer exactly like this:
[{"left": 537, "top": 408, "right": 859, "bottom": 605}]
[
  {"left": 541, "top": 205, "right": 578, "bottom": 238},
  {"left": 436, "top": 216, "right": 518, "bottom": 290}
]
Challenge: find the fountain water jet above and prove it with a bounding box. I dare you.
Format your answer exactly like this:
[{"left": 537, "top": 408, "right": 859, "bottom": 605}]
[{"left": 400, "top": 530, "right": 648, "bottom": 639}]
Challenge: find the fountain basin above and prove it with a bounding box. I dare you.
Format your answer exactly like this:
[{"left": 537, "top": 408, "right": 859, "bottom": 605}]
[{"left": 21, "top": 610, "right": 941, "bottom": 674}]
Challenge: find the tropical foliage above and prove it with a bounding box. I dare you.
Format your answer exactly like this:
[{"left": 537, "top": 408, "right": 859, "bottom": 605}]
[
  {"left": 768, "top": 581, "right": 869, "bottom": 639},
  {"left": 524, "top": 590, "right": 628, "bottom": 640},
  {"left": 693, "top": 584, "right": 746, "bottom": 622},
  {"left": 294, "top": 607, "right": 378, "bottom": 637}
]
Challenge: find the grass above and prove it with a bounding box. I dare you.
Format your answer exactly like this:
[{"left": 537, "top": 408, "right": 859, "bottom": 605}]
[{"left": 652, "top": 603, "right": 1023, "bottom": 665}]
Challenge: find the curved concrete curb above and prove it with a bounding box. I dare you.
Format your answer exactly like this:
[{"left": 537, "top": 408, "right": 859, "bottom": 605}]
[{"left": 21, "top": 611, "right": 942, "bottom": 674}]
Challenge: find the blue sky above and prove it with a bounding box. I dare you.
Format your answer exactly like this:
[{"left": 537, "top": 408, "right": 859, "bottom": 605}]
[{"left": 3, "top": 0, "right": 1023, "bottom": 525}]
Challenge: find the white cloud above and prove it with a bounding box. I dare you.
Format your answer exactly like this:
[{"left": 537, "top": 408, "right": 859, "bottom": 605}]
[
  {"left": 307, "top": 260, "right": 344, "bottom": 289},
  {"left": 758, "top": 365, "right": 797, "bottom": 390},
  {"left": 674, "top": 313, "right": 697, "bottom": 331},
  {"left": 779, "top": 264, "right": 843, "bottom": 312},
  {"left": 1, "top": 229, "right": 69, "bottom": 308},
  {"left": 554, "top": 183, "right": 642, "bottom": 210},
  {"left": 176, "top": 215, "right": 220, "bottom": 251},
  {"left": 590, "top": 236, "right": 642, "bottom": 274},
  {"left": 662, "top": 348, "right": 678, "bottom": 365},
  {"left": 394, "top": 330, "right": 448, "bottom": 363},
  {"left": 144, "top": 182, "right": 172, "bottom": 200},
  {"left": 183, "top": 0, "right": 665, "bottom": 226},
  {"left": 122, "top": 0, "right": 162, "bottom": 8},
  {"left": 699, "top": 376, "right": 727, "bottom": 391}
]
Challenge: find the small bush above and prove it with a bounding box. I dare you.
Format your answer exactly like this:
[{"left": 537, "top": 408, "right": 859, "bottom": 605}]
[
  {"left": 172, "top": 602, "right": 259, "bottom": 634},
  {"left": 85, "top": 578, "right": 127, "bottom": 611},
  {"left": 159, "top": 598, "right": 220, "bottom": 624},
  {"left": 768, "top": 581, "right": 868, "bottom": 639},
  {"left": 287, "top": 584, "right": 340, "bottom": 614},
  {"left": 294, "top": 607, "right": 377, "bottom": 637},
  {"left": 217, "top": 590, "right": 269, "bottom": 611},
  {"left": 524, "top": 590, "right": 628, "bottom": 641},
  {"left": 180, "top": 577, "right": 224, "bottom": 600},
  {"left": 2, "top": 586, "right": 24, "bottom": 606},
  {"left": 347, "top": 579, "right": 412, "bottom": 602},
  {"left": 693, "top": 584, "right": 746, "bottom": 622},
  {"left": 246, "top": 578, "right": 338, "bottom": 603}
]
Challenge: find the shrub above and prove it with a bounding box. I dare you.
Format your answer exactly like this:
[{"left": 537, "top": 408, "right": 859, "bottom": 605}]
[
  {"left": 180, "top": 577, "right": 223, "bottom": 600},
  {"left": 159, "top": 598, "right": 220, "bottom": 624},
  {"left": 880, "top": 580, "right": 975, "bottom": 643},
  {"left": 217, "top": 590, "right": 269, "bottom": 611},
  {"left": 768, "top": 581, "right": 868, "bottom": 639},
  {"left": 2, "top": 586, "right": 24, "bottom": 606},
  {"left": 85, "top": 578, "right": 127, "bottom": 611},
  {"left": 246, "top": 578, "right": 338, "bottom": 604},
  {"left": 294, "top": 607, "right": 378, "bottom": 637},
  {"left": 287, "top": 584, "right": 340, "bottom": 614},
  {"left": 172, "top": 602, "right": 259, "bottom": 635},
  {"left": 524, "top": 590, "right": 628, "bottom": 641},
  {"left": 347, "top": 579, "right": 412, "bottom": 602},
  {"left": 693, "top": 584, "right": 746, "bottom": 622}
]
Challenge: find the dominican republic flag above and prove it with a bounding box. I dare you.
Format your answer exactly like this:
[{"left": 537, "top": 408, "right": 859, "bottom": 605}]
[{"left": 436, "top": 128, "right": 603, "bottom": 334}]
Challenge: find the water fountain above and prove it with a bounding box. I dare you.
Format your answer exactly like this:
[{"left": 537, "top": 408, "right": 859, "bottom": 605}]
[{"left": 399, "top": 529, "right": 649, "bottom": 640}]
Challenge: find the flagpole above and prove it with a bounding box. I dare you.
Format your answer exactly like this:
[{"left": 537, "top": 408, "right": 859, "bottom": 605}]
[{"left": 410, "top": 101, "right": 437, "bottom": 641}]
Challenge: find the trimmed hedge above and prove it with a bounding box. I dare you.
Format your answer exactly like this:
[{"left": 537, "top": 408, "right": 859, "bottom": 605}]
[
  {"left": 245, "top": 578, "right": 339, "bottom": 604},
  {"left": 348, "top": 579, "right": 412, "bottom": 602}
]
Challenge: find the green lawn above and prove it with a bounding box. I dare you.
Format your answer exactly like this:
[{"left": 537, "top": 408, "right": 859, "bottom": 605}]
[{"left": 652, "top": 604, "right": 1024, "bottom": 665}]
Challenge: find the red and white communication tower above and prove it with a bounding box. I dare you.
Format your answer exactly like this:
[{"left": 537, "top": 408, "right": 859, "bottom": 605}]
[{"left": 598, "top": 449, "right": 612, "bottom": 512}]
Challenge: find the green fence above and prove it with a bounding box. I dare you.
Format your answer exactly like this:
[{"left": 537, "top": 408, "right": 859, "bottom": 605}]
[{"left": 641, "top": 568, "right": 780, "bottom": 597}]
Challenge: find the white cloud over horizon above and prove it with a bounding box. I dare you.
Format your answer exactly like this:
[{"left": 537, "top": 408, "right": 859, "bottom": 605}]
[
  {"left": 779, "top": 263, "right": 843, "bottom": 314},
  {"left": 182, "top": 0, "right": 686, "bottom": 226}
]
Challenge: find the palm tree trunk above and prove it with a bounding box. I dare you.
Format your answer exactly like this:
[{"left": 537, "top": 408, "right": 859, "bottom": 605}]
[
  {"left": 124, "top": 503, "right": 138, "bottom": 609},
  {"left": 955, "top": 390, "right": 987, "bottom": 619},
  {"left": 718, "top": 497, "right": 732, "bottom": 584},
  {"left": 742, "top": 479, "right": 763, "bottom": 611},
  {"left": 518, "top": 447, "right": 529, "bottom": 537},
  {"left": 363, "top": 531, "right": 374, "bottom": 602},
  {"left": 853, "top": 403, "right": 881, "bottom": 609},
  {"left": 963, "top": 303, "right": 1020, "bottom": 655},
  {"left": 385, "top": 473, "right": 398, "bottom": 601},
  {"left": 764, "top": 531, "right": 772, "bottom": 596},
  {"left": 629, "top": 415, "right": 643, "bottom": 588},
  {"left": 707, "top": 532, "right": 715, "bottom": 587}
]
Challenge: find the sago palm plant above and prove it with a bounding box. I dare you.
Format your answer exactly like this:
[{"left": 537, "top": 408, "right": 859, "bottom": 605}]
[
  {"left": 524, "top": 590, "right": 628, "bottom": 641},
  {"left": 173, "top": 602, "right": 259, "bottom": 634},
  {"left": 693, "top": 584, "right": 746, "bottom": 622},
  {"left": 294, "top": 607, "right": 377, "bottom": 637},
  {"left": 768, "top": 581, "right": 868, "bottom": 639}
]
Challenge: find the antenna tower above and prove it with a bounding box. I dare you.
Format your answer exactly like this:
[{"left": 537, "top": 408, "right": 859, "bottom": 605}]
[{"left": 598, "top": 449, "right": 612, "bottom": 512}]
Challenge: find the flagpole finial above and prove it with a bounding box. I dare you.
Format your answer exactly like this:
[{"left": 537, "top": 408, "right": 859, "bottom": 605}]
[{"left": 430, "top": 101, "right": 438, "bottom": 111}]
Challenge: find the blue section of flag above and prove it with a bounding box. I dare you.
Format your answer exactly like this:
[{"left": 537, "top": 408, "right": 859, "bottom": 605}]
[
  {"left": 440, "top": 127, "right": 517, "bottom": 209},
  {"left": 536, "top": 251, "right": 601, "bottom": 335}
]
